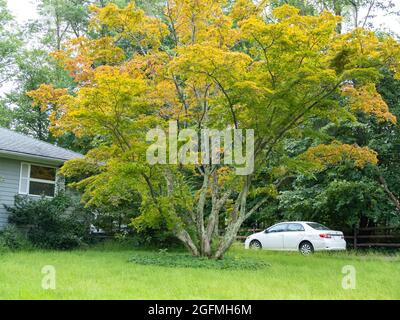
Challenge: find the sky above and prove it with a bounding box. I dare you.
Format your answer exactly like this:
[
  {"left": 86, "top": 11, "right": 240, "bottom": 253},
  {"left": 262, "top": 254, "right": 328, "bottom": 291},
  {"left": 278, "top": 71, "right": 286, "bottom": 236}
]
[{"left": 7, "top": 0, "right": 39, "bottom": 23}]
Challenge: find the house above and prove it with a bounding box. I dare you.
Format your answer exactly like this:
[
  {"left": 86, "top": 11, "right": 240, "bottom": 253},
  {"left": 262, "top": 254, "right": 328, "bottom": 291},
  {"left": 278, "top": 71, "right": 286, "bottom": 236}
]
[{"left": 0, "top": 127, "right": 82, "bottom": 229}]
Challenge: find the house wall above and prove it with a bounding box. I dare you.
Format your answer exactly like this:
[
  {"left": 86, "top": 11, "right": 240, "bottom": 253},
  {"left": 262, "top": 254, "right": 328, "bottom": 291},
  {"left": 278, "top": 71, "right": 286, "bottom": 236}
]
[
  {"left": 0, "top": 157, "right": 21, "bottom": 229},
  {"left": 0, "top": 157, "right": 68, "bottom": 229}
]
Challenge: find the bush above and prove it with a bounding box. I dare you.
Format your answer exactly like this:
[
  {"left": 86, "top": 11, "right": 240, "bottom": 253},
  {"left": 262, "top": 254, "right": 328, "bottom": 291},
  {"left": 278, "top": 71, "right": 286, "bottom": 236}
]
[
  {"left": 0, "top": 224, "right": 31, "bottom": 251},
  {"left": 6, "top": 194, "right": 92, "bottom": 250},
  {"left": 129, "top": 251, "right": 270, "bottom": 270}
]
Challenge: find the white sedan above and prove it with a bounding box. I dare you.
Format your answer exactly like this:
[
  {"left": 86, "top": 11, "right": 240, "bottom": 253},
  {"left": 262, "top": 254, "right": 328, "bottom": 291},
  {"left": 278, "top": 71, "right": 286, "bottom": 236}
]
[{"left": 244, "top": 221, "right": 346, "bottom": 254}]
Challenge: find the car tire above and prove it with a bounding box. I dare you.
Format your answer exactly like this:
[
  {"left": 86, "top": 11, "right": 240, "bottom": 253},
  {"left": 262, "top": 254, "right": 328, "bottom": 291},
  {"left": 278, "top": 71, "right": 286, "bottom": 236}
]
[
  {"left": 299, "top": 241, "right": 314, "bottom": 255},
  {"left": 249, "top": 240, "right": 262, "bottom": 249}
]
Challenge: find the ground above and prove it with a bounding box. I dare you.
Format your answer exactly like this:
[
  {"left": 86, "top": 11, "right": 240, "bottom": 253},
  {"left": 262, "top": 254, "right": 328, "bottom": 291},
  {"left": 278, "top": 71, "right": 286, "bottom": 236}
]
[{"left": 0, "top": 243, "right": 399, "bottom": 299}]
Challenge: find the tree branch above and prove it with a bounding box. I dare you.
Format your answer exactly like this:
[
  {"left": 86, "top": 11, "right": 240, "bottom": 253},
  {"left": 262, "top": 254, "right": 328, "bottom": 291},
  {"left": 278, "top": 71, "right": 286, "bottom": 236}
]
[{"left": 378, "top": 174, "right": 400, "bottom": 212}]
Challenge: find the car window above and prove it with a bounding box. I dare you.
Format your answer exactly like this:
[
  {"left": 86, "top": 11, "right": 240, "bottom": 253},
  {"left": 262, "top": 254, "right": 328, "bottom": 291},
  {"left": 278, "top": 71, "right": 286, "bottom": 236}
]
[
  {"left": 267, "top": 223, "right": 288, "bottom": 233},
  {"left": 307, "top": 222, "right": 330, "bottom": 231},
  {"left": 287, "top": 223, "right": 305, "bottom": 232}
]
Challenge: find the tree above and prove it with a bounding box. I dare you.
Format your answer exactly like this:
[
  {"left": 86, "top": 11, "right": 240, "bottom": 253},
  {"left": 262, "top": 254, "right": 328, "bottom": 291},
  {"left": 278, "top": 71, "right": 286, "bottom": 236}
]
[
  {"left": 0, "top": 0, "right": 21, "bottom": 84},
  {"left": 270, "top": 1, "right": 399, "bottom": 33},
  {"left": 4, "top": 48, "right": 72, "bottom": 140},
  {"left": 260, "top": 68, "right": 400, "bottom": 231},
  {"left": 36, "top": 0, "right": 129, "bottom": 50},
  {"left": 373, "top": 70, "right": 400, "bottom": 216},
  {"left": 1, "top": 0, "right": 180, "bottom": 142},
  {"left": 0, "top": 0, "right": 21, "bottom": 128},
  {"left": 3, "top": 0, "right": 105, "bottom": 143},
  {"left": 37, "top": 0, "right": 90, "bottom": 50},
  {"left": 241, "top": 0, "right": 400, "bottom": 231},
  {"left": 29, "top": 1, "right": 400, "bottom": 258},
  {"left": 0, "top": 100, "right": 11, "bottom": 127}
]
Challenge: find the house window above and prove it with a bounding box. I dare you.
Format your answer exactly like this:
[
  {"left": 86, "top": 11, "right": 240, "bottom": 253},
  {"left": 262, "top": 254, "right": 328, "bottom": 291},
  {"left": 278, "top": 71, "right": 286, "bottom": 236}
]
[{"left": 19, "top": 163, "right": 58, "bottom": 197}]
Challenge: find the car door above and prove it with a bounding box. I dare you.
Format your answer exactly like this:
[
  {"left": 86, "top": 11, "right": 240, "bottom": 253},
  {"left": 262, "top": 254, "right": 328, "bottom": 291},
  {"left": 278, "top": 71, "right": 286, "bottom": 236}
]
[
  {"left": 260, "top": 223, "right": 288, "bottom": 250},
  {"left": 284, "top": 223, "right": 306, "bottom": 250}
]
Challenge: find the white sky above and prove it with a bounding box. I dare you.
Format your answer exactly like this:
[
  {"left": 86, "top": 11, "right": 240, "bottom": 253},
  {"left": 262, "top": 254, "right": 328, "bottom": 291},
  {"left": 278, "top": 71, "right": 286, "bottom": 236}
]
[{"left": 7, "top": 0, "right": 39, "bottom": 23}]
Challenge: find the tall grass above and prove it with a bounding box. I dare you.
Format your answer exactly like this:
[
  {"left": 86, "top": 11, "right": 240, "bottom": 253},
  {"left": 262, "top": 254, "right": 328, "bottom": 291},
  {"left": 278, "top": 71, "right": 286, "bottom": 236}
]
[{"left": 0, "top": 243, "right": 399, "bottom": 299}]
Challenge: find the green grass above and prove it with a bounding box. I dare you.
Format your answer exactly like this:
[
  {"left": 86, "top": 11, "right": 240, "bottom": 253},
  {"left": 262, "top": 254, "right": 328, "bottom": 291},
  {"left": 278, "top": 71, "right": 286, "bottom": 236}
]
[{"left": 0, "top": 243, "right": 399, "bottom": 300}]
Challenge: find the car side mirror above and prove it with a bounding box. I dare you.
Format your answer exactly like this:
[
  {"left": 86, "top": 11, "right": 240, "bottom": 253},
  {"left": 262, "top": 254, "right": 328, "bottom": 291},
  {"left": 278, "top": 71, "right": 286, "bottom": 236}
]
[{"left": 264, "top": 229, "right": 269, "bottom": 233}]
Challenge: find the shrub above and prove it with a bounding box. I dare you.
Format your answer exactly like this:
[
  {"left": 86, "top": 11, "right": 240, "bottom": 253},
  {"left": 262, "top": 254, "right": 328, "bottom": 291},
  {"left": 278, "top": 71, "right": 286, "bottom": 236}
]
[
  {"left": 6, "top": 194, "right": 92, "bottom": 250},
  {"left": 129, "top": 251, "right": 269, "bottom": 270},
  {"left": 0, "top": 224, "right": 31, "bottom": 251}
]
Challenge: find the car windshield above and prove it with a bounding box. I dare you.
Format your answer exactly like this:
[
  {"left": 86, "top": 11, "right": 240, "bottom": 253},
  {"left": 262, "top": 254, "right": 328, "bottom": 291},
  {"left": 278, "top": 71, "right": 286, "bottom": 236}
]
[{"left": 307, "top": 222, "right": 330, "bottom": 231}]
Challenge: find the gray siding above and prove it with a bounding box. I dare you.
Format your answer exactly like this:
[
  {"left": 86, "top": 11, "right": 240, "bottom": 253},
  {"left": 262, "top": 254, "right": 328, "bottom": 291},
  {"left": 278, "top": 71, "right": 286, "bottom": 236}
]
[{"left": 0, "top": 157, "right": 21, "bottom": 228}]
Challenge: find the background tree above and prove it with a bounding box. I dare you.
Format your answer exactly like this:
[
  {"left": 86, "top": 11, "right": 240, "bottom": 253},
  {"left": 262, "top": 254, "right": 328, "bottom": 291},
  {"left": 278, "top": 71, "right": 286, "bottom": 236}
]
[
  {"left": 4, "top": 48, "right": 72, "bottom": 140},
  {"left": 0, "top": 0, "right": 20, "bottom": 84},
  {"left": 0, "top": 0, "right": 166, "bottom": 144},
  {"left": 0, "top": 0, "right": 21, "bottom": 128},
  {"left": 241, "top": 0, "right": 400, "bottom": 232},
  {"left": 0, "top": 100, "right": 11, "bottom": 127},
  {"left": 270, "top": 0, "right": 399, "bottom": 33}
]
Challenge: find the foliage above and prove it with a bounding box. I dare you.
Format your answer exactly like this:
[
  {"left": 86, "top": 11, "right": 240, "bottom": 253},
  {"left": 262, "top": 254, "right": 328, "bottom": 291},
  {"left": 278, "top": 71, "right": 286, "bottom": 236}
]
[
  {"left": 0, "top": 101, "right": 11, "bottom": 127},
  {"left": 37, "top": 0, "right": 92, "bottom": 50},
  {"left": 0, "top": 0, "right": 21, "bottom": 83},
  {"left": 0, "top": 0, "right": 124, "bottom": 152},
  {"left": 250, "top": 2, "right": 400, "bottom": 234},
  {"left": 269, "top": 0, "right": 399, "bottom": 33},
  {"left": 4, "top": 49, "right": 73, "bottom": 141},
  {"left": 278, "top": 173, "right": 390, "bottom": 229},
  {"left": 256, "top": 69, "right": 400, "bottom": 231},
  {"left": 0, "top": 225, "right": 31, "bottom": 252},
  {"left": 342, "top": 83, "right": 397, "bottom": 124},
  {"left": 6, "top": 194, "right": 91, "bottom": 250},
  {"left": 300, "top": 140, "right": 378, "bottom": 170}
]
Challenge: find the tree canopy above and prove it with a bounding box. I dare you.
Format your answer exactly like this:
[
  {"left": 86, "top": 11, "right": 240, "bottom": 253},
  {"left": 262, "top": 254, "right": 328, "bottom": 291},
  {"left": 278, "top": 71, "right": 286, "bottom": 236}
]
[{"left": 23, "top": 0, "right": 400, "bottom": 258}]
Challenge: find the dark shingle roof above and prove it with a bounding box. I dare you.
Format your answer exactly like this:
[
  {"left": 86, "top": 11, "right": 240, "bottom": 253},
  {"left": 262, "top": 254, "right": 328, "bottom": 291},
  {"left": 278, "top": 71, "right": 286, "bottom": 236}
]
[{"left": 0, "top": 127, "right": 82, "bottom": 162}]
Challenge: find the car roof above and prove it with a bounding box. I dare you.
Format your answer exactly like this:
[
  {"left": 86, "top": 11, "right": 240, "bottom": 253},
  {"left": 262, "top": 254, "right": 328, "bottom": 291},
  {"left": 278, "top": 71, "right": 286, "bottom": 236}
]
[
  {"left": 274, "top": 221, "right": 313, "bottom": 224},
  {"left": 269, "top": 221, "right": 321, "bottom": 228}
]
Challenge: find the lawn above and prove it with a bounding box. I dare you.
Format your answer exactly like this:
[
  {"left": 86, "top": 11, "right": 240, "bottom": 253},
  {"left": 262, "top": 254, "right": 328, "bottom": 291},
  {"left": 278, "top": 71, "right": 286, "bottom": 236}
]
[{"left": 0, "top": 243, "right": 399, "bottom": 300}]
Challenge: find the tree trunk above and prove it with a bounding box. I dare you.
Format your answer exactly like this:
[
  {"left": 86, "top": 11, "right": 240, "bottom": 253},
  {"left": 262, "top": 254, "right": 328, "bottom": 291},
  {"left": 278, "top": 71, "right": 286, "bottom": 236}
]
[
  {"left": 214, "top": 217, "right": 244, "bottom": 259},
  {"left": 159, "top": 170, "right": 266, "bottom": 259},
  {"left": 378, "top": 175, "right": 400, "bottom": 212},
  {"left": 214, "top": 176, "right": 251, "bottom": 259},
  {"left": 333, "top": 0, "right": 343, "bottom": 34},
  {"left": 175, "top": 229, "right": 199, "bottom": 256},
  {"left": 196, "top": 168, "right": 210, "bottom": 256}
]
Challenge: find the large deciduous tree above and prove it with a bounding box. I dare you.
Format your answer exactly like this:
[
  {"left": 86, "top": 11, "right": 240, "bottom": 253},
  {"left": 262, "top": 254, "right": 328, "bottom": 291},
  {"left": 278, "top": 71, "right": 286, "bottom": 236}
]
[{"left": 29, "top": 0, "right": 400, "bottom": 258}]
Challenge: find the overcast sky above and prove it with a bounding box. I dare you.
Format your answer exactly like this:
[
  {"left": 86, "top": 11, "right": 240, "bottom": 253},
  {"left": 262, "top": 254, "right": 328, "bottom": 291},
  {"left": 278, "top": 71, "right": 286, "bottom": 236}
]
[{"left": 7, "top": 0, "right": 38, "bottom": 23}]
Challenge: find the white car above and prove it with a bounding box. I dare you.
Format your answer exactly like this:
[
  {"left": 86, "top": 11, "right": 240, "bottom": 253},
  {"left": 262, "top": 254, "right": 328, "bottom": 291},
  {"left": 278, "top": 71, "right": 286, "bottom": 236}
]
[{"left": 244, "top": 221, "right": 346, "bottom": 254}]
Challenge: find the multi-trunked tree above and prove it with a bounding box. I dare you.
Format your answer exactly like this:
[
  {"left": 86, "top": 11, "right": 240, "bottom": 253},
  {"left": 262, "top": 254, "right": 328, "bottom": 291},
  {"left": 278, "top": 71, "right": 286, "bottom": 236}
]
[{"left": 28, "top": 0, "right": 400, "bottom": 258}]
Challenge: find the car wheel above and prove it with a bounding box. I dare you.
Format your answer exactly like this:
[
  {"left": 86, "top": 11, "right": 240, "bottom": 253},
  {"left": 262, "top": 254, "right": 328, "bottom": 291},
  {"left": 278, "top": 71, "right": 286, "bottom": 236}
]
[
  {"left": 299, "top": 241, "right": 314, "bottom": 255},
  {"left": 249, "top": 240, "right": 262, "bottom": 249}
]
